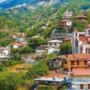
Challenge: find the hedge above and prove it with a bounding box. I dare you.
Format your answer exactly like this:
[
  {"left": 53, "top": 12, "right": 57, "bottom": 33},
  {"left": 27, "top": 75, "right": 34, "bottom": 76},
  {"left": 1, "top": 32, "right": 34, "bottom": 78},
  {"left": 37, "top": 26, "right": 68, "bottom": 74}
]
[{"left": 37, "top": 85, "right": 55, "bottom": 90}]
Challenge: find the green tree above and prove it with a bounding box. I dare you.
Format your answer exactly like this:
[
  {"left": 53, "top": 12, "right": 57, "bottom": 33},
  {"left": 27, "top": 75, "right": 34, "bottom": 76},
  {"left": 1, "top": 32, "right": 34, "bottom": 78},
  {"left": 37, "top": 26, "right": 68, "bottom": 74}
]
[
  {"left": 60, "top": 42, "right": 72, "bottom": 55},
  {"left": 11, "top": 54, "right": 23, "bottom": 61}
]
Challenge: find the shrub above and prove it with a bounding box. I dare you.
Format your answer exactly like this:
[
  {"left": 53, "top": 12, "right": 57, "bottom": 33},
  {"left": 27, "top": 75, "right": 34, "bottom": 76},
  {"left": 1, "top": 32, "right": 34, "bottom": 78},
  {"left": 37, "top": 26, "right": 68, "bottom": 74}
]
[{"left": 37, "top": 85, "right": 55, "bottom": 90}]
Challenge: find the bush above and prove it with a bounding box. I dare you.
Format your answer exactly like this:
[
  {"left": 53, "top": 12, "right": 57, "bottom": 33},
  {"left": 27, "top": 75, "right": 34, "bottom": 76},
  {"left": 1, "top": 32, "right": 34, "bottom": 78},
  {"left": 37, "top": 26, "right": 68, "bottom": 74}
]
[
  {"left": 60, "top": 86, "right": 66, "bottom": 90},
  {"left": 37, "top": 85, "right": 55, "bottom": 90},
  {"left": 2, "top": 60, "right": 24, "bottom": 66}
]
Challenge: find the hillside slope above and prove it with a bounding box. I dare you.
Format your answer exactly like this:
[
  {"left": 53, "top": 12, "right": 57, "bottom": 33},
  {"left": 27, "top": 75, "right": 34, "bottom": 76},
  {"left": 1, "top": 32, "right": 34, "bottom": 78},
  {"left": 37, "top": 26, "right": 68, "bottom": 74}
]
[{"left": 0, "top": 0, "right": 89, "bottom": 33}]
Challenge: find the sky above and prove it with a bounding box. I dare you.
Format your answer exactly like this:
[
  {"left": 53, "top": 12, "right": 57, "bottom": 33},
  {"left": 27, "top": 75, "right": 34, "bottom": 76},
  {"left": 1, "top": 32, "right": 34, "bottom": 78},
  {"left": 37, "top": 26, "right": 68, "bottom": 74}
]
[{"left": 0, "top": 0, "right": 6, "bottom": 3}]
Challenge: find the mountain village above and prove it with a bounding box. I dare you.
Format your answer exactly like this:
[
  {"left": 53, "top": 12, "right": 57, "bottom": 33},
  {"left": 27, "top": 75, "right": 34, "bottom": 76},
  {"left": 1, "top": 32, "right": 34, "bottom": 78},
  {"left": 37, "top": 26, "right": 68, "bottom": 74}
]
[
  {"left": 0, "top": 0, "right": 90, "bottom": 90},
  {"left": 0, "top": 8, "right": 89, "bottom": 90}
]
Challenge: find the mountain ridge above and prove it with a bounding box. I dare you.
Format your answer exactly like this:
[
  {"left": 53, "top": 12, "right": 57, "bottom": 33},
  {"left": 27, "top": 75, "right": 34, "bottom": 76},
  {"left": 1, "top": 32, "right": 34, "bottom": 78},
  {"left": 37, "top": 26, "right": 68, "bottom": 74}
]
[{"left": 0, "top": 0, "right": 89, "bottom": 34}]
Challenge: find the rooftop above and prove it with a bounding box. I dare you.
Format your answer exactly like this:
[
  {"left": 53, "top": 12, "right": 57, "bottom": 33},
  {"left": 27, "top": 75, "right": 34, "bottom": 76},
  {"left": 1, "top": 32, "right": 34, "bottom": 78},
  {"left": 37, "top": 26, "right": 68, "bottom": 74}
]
[
  {"left": 81, "top": 42, "right": 90, "bottom": 45},
  {"left": 48, "top": 40, "right": 63, "bottom": 43},
  {"left": 74, "top": 15, "right": 87, "bottom": 19},
  {"left": 9, "top": 42, "right": 26, "bottom": 46},
  {"left": 79, "top": 37, "right": 87, "bottom": 41},
  {"left": 68, "top": 53, "right": 90, "bottom": 60},
  {"left": 86, "top": 24, "right": 90, "bottom": 29},
  {"left": 0, "top": 47, "right": 8, "bottom": 50},
  {"left": 60, "top": 19, "right": 72, "bottom": 22},
  {"left": 73, "top": 68, "right": 90, "bottom": 76},
  {"left": 34, "top": 73, "right": 67, "bottom": 82},
  {"left": 43, "top": 73, "right": 66, "bottom": 78},
  {"left": 9, "top": 42, "right": 19, "bottom": 46},
  {"left": 72, "top": 29, "right": 79, "bottom": 33},
  {"left": 63, "top": 37, "right": 72, "bottom": 41}
]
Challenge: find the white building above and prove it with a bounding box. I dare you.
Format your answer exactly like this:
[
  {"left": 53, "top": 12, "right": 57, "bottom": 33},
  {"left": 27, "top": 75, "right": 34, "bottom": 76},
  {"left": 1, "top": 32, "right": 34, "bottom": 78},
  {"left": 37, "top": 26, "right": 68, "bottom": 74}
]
[
  {"left": 36, "top": 46, "right": 47, "bottom": 53},
  {"left": 47, "top": 40, "right": 63, "bottom": 48},
  {"left": 72, "top": 68, "right": 90, "bottom": 90},
  {"left": 17, "top": 38, "right": 27, "bottom": 44},
  {"left": 0, "top": 47, "right": 9, "bottom": 56},
  {"left": 8, "top": 42, "right": 27, "bottom": 54},
  {"left": 47, "top": 40, "right": 62, "bottom": 53},
  {"left": 59, "top": 20, "right": 72, "bottom": 27},
  {"left": 59, "top": 19, "right": 72, "bottom": 32},
  {"left": 10, "top": 35, "right": 17, "bottom": 39},
  {"left": 72, "top": 24, "right": 90, "bottom": 54},
  {"left": 36, "top": 40, "right": 63, "bottom": 54}
]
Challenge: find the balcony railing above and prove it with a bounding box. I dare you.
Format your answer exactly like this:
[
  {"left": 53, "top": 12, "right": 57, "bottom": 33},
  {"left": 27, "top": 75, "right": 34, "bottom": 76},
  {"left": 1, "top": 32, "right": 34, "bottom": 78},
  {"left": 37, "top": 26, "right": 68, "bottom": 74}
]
[
  {"left": 71, "top": 64, "right": 87, "bottom": 66},
  {"left": 73, "top": 80, "right": 90, "bottom": 82}
]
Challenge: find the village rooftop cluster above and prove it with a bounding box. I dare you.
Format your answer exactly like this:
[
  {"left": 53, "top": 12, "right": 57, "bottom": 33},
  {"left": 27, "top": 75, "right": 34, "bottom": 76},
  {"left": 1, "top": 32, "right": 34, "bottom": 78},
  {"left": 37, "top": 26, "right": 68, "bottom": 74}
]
[{"left": 0, "top": 9, "right": 90, "bottom": 90}]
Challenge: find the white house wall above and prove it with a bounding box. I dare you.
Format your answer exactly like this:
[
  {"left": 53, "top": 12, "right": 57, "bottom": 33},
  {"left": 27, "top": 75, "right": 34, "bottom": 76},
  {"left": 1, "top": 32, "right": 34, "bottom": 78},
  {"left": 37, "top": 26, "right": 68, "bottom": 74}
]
[
  {"left": 36, "top": 50, "right": 45, "bottom": 53},
  {"left": 66, "top": 21, "right": 72, "bottom": 26},
  {"left": 72, "top": 76, "right": 90, "bottom": 89}
]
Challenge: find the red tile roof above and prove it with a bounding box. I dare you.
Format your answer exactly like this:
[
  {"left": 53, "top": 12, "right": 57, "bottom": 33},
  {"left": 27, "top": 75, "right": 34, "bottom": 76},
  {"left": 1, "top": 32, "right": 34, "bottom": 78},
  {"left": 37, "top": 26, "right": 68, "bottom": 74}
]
[
  {"left": 17, "top": 44, "right": 26, "bottom": 46},
  {"left": 9, "top": 42, "right": 19, "bottom": 46},
  {"left": 60, "top": 19, "right": 72, "bottom": 23},
  {"left": 86, "top": 24, "right": 90, "bottom": 29},
  {"left": 79, "top": 37, "right": 87, "bottom": 41},
  {"left": 0, "top": 47, "right": 8, "bottom": 50},
  {"left": 9, "top": 42, "right": 26, "bottom": 46},
  {"left": 68, "top": 53, "right": 90, "bottom": 60},
  {"left": 73, "top": 68, "right": 90, "bottom": 76},
  {"left": 63, "top": 37, "right": 72, "bottom": 41},
  {"left": 81, "top": 42, "right": 90, "bottom": 45},
  {"left": 74, "top": 15, "right": 87, "bottom": 19},
  {"left": 72, "top": 29, "right": 79, "bottom": 32},
  {"left": 43, "top": 73, "right": 66, "bottom": 79}
]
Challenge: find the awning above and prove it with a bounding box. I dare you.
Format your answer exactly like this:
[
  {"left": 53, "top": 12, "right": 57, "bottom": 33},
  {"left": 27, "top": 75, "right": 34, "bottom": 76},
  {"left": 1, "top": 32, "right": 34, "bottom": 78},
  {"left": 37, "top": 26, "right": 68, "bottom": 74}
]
[{"left": 34, "top": 78, "right": 64, "bottom": 82}]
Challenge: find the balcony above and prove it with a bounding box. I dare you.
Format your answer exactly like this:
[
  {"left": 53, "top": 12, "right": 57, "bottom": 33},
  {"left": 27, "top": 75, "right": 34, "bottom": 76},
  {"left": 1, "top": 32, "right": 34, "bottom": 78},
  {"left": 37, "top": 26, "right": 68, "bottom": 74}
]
[
  {"left": 71, "top": 64, "right": 87, "bottom": 66},
  {"left": 72, "top": 79, "right": 90, "bottom": 84}
]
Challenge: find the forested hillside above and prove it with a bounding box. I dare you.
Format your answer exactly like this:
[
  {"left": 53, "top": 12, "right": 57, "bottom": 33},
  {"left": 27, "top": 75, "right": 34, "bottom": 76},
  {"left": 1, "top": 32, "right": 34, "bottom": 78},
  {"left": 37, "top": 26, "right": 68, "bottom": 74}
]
[{"left": 0, "top": 0, "right": 89, "bottom": 37}]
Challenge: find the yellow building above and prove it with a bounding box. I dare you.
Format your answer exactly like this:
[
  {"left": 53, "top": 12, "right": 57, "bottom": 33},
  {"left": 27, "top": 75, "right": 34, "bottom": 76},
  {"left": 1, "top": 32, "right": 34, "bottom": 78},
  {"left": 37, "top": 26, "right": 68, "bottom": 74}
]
[{"left": 67, "top": 53, "right": 90, "bottom": 71}]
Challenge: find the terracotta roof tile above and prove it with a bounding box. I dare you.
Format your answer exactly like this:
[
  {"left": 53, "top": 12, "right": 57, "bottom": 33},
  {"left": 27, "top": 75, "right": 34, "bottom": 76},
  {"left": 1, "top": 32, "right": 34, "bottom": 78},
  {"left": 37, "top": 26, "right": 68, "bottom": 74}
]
[
  {"left": 9, "top": 42, "right": 19, "bottom": 46},
  {"left": 72, "top": 29, "right": 79, "bottom": 32},
  {"left": 0, "top": 47, "right": 8, "bottom": 50},
  {"left": 68, "top": 53, "right": 90, "bottom": 60},
  {"left": 79, "top": 37, "right": 87, "bottom": 41},
  {"left": 81, "top": 42, "right": 90, "bottom": 45},
  {"left": 86, "top": 24, "right": 90, "bottom": 29},
  {"left": 17, "top": 44, "right": 26, "bottom": 46},
  {"left": 9, "top": 42, "right": 26, "bottom": 46},
  {"left": 74, "top": 15, "right": 87, "bottom": 19},
  {"left": 73, "top": 68, "right": 90, "bottom": 76},
  {"left": 63, "top": 37, "right": 72, "bottom": 41},
  {"left": 43, "top": 73, "right": 66, "bottom": 79},
  {"left": 68, "top": 54, "right": 74, "bottom": 60}
]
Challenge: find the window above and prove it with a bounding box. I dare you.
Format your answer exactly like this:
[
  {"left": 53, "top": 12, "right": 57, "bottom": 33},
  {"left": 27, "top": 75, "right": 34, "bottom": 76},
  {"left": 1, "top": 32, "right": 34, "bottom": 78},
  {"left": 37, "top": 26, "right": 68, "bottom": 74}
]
[
  {"left": 84, "top": 61, "right": 87, "bottom": 65},
  {"left": 88, "top": 50, "right": 90, "bottom": 54},
  {"left": 71, "top": 61, "right": 74, "bottom": 65},
  {"left": 49, "top": 62, "right": 52, "bottom": 65},
  {"left": 89, "top": 30, "right": 90, "bottom": 35},
  {"left": 86, "top": 49, "right": 88, "bottom": 54},
  {"left": 86, "top": 49, "right": 90, "bottom": 54},
  {"left": 50, "top": 43, "right": 52, "bottom": 46},
  {"left": 55, "top": 63, "right": 57, "bottom": 66},
  {"left": 77, "top": 61, "right": 79, "bottom": 65}
]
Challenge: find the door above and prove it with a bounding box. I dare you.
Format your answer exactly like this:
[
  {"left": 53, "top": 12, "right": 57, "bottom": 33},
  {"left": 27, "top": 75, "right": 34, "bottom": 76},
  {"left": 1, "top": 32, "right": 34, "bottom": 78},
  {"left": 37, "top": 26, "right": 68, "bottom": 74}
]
[
  {"left": 88, "top": 84, "right": 90, "bottom": 89},
  {"left": 80, "top": 84, "right": 83, "bottom": 89}
]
